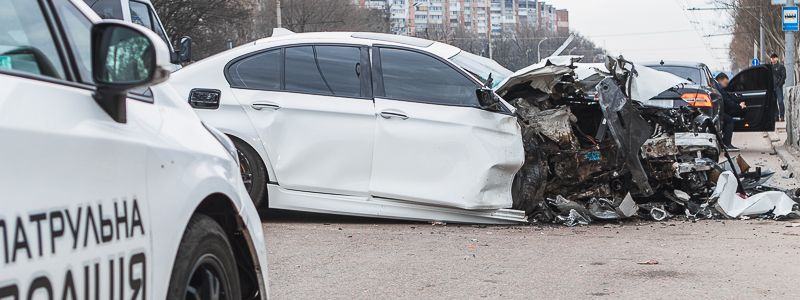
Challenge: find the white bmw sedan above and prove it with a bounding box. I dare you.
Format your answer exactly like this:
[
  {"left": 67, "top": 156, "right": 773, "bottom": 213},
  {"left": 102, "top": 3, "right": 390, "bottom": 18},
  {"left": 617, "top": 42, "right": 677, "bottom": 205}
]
[
  {"left": 1, "top": 0, "right": 268, "bottom": 298},
  {"left": 169, "top": 31, "right": 526, "bottom": 224}
]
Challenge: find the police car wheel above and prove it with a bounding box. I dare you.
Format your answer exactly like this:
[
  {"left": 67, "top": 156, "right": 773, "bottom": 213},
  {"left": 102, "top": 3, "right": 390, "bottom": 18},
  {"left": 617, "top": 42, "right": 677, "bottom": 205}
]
[
  {"left": 233, "top": 138, "right": 268, "bottom": 207},
  {"left": 167, "top": 214, "right": 241, "bottom": 300}
]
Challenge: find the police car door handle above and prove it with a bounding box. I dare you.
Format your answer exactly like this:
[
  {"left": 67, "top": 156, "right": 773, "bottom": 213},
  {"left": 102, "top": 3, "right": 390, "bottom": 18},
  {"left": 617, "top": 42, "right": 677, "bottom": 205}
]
[{"left": 251, "top": 102, "right": 281, "bottom": 110}]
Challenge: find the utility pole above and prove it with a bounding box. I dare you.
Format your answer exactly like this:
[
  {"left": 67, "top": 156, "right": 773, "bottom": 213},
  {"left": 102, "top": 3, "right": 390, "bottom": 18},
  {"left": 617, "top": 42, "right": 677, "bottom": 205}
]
[
  {"left": 786, "top": 0, "right": 797, "bottom": 146},
  {"left": 787, "top": 0, "right": 796, "bottom": 87},
  {"left": 276, "top": 0, "right": 282, "bottom": 28},
  {"left": 537, "top": 37, "right": 548, "bottom": 62},
  {"left": 760, "top": 9, "right": 765, "bottom": 62},
  {"left": 487, "top": 4, "right": 493, "bottom": 59},
  {"left": 488, "top": 33, "right": 493, "bottom": 59}
]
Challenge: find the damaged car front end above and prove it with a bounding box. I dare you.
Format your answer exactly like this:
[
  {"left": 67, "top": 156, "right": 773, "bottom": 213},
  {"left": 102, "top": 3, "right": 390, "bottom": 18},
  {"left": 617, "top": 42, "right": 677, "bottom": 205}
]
[{"left": 455, "top": 54, "right": 726, "bottom": 224}]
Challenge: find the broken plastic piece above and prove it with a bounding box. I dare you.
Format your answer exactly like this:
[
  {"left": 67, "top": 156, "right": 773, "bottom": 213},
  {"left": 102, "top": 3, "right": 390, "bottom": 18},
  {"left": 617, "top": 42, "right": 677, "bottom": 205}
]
[
  {"left": 712, "top": 171, "right": 800, "bottom": 219},
  {"left": 616, "top": 193, "right": 639, "bottom": 218},
  {"left": 556, "top": 209, "right": 591, "bottom": 227},
  {"left": 588, "top": 198, "right": 620, "bottom": 220},
  {"left": 649, "top": 207, "right": 669, "bottom": 221}
]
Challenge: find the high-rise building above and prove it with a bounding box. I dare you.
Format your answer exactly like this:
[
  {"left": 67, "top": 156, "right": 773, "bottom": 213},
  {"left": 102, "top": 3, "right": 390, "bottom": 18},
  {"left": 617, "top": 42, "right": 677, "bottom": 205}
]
[{"left": 354, "top": 0, "right": 568, "bottom": 36}]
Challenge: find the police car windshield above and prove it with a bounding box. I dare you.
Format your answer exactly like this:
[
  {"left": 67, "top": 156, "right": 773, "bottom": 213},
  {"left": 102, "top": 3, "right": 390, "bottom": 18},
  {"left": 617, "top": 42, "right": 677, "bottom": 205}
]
[{"left": 449, "top": 51, "right": 513, "bottom": 89}]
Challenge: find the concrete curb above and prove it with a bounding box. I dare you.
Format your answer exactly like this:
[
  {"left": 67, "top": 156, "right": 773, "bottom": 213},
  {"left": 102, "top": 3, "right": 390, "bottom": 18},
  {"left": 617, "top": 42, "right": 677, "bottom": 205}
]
[{"left": 767, "top": 130, "right": 800, "bottom": 177}]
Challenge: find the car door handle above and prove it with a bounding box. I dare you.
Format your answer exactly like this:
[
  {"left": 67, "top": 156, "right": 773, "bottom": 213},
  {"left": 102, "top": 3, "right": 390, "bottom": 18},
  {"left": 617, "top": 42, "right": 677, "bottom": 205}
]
[
  {"left": 379, "top": 111, "right": 409, "bottom": 120},
  {"left": 251, "top": 102, "right": 281, "bottom": 110}
]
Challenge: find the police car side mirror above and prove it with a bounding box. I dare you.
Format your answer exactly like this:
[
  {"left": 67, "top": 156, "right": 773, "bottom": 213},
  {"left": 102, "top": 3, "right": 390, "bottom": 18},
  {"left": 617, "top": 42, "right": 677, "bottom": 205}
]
[
  {"left": 177, "top": 36, "right": 192, "bottom": 64},
  {"left": 91, "top": 21, "right": 171, "bottom": 123}
]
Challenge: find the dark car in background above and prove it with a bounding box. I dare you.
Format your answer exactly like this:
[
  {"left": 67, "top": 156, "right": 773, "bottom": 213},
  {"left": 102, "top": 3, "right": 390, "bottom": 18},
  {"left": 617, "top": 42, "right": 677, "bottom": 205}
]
[
  {"left": 646, "top": 61, "right": 778, "bottom": 132},
  {"left": 644, "top": 61, "right": 721, "bottom": 121}
]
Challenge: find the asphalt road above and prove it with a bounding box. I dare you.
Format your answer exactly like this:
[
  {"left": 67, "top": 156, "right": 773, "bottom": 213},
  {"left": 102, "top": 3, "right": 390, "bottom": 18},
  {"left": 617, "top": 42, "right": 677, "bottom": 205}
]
[{"left": 262, "top": 131, "right": 800, "bottom": 299}]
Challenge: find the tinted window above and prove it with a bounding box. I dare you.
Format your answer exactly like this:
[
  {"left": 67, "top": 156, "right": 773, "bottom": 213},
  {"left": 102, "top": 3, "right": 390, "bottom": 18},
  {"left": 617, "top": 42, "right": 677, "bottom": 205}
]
[
  {"left": 379, "top": 48, "right": 477, "bottom": 106},
  {"left": 54, "top": 0, "right": 93, "bottom": 83},
  {"left": 315, "top": 46, "right": 362, "bottom": 97},
  {"left": 229, "top": 49, "right": 281, "bottom": 90},
  {"left": 0, "top": 0, "right": 65, "bottom": 79},
  {"left": 285, "top": 46, "right": 331, "bottom": 95},
  {"left": 729, "top": 66, "right": 771, "bottom": 92},
  {"left": 650, "top": 66, "right": 704, "bottom": 85}
]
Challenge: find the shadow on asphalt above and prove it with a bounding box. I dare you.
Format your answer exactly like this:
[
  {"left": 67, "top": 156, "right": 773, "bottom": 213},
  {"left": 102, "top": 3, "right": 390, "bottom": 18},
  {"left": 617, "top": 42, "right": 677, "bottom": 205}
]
[{"left": 258, "top": 208, "right": 421, "bottom": 224}]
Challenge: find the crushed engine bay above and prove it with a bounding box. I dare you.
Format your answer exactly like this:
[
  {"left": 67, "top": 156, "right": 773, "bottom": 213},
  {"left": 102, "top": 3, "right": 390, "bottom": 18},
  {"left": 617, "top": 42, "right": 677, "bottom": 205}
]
[{"left": 500, "top": 56, "right": 798, "bottom": 224}]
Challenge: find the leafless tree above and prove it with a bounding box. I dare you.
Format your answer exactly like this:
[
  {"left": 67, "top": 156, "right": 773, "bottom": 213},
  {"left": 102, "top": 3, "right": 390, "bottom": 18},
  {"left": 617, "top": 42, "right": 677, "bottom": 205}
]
[
  {"left": 420, "top": 23, "right": 605, "bottom": 71},
  {"left": 152, "top": 0, "right": 258, "bottom": 60},
  {"left": 255, "top": 0, "right": 390, "bottom": 36},
  {"left": 718, "top": 0, "right": 797, "bottom": 75},
  {"left": 153, "top": 0, "right": 389, "bottom": 61}
]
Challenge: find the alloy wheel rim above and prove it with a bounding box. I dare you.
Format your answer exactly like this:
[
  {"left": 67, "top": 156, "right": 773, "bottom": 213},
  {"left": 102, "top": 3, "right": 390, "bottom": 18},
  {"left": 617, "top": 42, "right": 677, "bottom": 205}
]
[
  {"left": 185, "top": 254, "right": 230, "bottom": 300},
  {"left": 237, "top": 149, "right": 254, "bottom": 192}
]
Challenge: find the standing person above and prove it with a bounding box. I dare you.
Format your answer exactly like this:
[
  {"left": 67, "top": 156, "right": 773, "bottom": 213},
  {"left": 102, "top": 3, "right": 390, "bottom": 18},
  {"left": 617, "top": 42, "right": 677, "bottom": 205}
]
[
  {"left": 714, "top": 73, "right": 746, "bottom": 151},
  {"left": 770, "top": 53, "right": 787, "bottom": 122}
]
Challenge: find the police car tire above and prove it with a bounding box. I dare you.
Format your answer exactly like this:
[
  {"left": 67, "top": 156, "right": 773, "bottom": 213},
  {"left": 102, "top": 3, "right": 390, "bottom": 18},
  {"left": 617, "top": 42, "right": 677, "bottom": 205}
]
[
  {"left": 233, "top": 138, "right": 268, "bottom": 208},
  {"left": 167, "top": 214, "right": 241, "bottom": 300}
]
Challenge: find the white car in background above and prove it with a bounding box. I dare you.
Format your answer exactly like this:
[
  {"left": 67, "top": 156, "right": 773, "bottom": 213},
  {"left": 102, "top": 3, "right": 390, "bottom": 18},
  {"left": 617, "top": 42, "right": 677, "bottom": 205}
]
[
  {"left": 82, "top": 0, "right": 193, "bottom": 70},
  {"left": 1, "top": 0, "right": 267, "bottom": 299},
  {"left": 169, "top": 31, "right": 527, "bottom": 224}
]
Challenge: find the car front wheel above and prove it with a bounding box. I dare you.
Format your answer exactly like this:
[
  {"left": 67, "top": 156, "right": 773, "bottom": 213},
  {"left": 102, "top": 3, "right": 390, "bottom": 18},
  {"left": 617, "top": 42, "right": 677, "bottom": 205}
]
[{"left": 167, "top": 214, "right": 241, "bottom": 300}]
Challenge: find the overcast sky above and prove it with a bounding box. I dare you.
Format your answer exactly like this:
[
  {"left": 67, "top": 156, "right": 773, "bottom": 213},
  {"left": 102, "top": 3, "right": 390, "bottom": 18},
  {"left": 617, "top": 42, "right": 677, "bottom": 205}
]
[{"left": 547, "top": 0, "right": 734, "bottom": 71}]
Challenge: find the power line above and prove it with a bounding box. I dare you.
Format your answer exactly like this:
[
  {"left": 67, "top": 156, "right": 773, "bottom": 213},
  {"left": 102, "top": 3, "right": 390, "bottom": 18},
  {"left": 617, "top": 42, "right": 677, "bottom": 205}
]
[{"left": 584, "top": 29, "right": 696, "bottom": 38}]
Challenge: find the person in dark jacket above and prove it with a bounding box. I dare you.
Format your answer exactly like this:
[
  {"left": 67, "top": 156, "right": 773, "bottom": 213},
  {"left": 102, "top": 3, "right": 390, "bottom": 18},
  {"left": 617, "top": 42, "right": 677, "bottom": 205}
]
[
  {"left": 715, "top": 73, "right": 746, "bottom": 151},
  {"left": 771, "top": 53, "right": 787, "bottom": 121}
]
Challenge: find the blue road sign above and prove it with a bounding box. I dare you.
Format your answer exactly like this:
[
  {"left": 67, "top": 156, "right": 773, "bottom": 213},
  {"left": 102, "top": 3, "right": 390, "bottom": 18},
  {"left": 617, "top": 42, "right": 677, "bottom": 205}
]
[
  {"left": 784, "top": 7, "right": 799, "bottom": 31},
  {"left": 752, "top": 58, "right": 760, "bottom": 66}
]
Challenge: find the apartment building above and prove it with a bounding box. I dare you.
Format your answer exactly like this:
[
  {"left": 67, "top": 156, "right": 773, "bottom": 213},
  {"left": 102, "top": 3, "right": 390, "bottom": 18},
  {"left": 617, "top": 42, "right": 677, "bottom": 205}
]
[{"left": 355, "top": 0, "right": 568, "bottom": 36}]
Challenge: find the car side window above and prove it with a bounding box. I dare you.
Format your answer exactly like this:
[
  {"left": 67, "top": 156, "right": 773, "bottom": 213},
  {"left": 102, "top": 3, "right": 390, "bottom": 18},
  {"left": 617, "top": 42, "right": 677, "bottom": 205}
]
[
  {"left": 0, "top": 0, "right": 66, "bottom": 79},
  {"left": 229, "top": 49, "right": 281, "bottom": 90},
  {"left": 379, "top": 48, "right": 478, "bottom": 106},
  {"left": 53, "top": 0, "right": 93, "bottom": 83},
  {"left": 284, "top": 46, "right": 331, "bottom": 95},
  {"left": 314, "top": 46, "right": 362, "bottom": 97}
]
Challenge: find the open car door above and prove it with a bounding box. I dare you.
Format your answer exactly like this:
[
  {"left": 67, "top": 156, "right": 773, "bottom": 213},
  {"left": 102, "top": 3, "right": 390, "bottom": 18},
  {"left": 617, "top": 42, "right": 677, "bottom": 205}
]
[{"left": 728, "top": 65, "right": 777, "bottom": 132}]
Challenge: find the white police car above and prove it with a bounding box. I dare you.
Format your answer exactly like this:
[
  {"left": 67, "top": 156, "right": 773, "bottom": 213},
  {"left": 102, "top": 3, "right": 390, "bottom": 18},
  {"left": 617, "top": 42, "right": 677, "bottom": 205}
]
[{"left": 0, "top": 0, "right": 268, "bottom": 299}]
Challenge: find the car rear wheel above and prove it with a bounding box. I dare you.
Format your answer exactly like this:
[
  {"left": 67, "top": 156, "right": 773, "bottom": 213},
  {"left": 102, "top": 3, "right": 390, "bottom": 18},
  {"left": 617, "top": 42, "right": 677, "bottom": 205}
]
[
  {"left": 232, "top": 138, "right": 268, "bottom": 207},
  {"left": 167, "top": 214, "right": 241, "bottom": 300}
]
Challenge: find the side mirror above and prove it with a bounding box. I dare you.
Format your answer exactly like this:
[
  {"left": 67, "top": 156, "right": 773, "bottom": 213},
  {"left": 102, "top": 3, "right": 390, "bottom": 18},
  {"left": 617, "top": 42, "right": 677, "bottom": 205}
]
[
  {"left": 483, "top": 73, "right": 494, "bottom": 88},
  {"left": 476, "top": 87, "right": 500, "bottom": 109},
  {"left": 91, "top": 21, "right": 171, "bottom": 123},
  {"left": 177, "top": 36, "right": 192, "bottom": 63}
]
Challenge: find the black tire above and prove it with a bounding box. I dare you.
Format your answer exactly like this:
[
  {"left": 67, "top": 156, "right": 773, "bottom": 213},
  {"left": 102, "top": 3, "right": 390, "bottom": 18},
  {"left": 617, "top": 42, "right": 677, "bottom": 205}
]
[
  {"left": 167, "top": 214, "right": 241, "bottom": 300},
  {"left": 232, "top": 138, "right": 268, "bottom": 207}
]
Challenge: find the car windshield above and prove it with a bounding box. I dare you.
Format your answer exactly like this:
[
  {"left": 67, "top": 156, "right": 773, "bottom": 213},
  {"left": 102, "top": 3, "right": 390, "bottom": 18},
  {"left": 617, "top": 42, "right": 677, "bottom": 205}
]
[
  {"left": 449, "top": 51, "right": 513, "bottom": 89},
  {"left": 649, "top": 65, "right": 704, "bottom": 84}
]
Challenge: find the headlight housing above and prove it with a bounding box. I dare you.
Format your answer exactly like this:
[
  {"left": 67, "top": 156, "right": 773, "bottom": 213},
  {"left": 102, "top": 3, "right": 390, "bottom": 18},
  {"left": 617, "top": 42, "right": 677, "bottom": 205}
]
[{"left": 202, "top": 122, "right": 239, "bottom": 166}]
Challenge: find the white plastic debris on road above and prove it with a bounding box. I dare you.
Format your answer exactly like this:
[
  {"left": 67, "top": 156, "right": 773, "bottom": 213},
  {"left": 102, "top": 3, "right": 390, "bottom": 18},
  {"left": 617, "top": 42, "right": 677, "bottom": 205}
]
[{"left": 712, "top": 171, "right": 800, "bottom": 218}]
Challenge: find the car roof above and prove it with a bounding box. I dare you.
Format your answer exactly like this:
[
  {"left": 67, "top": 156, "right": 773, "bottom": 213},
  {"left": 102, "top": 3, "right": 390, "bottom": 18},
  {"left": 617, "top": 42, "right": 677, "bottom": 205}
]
[
  {"left": 250, "top": 31, "right": 462, "bottom": 58},
  {"left": 642, "top": 61, "right": 708, "bottom": 69}
]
